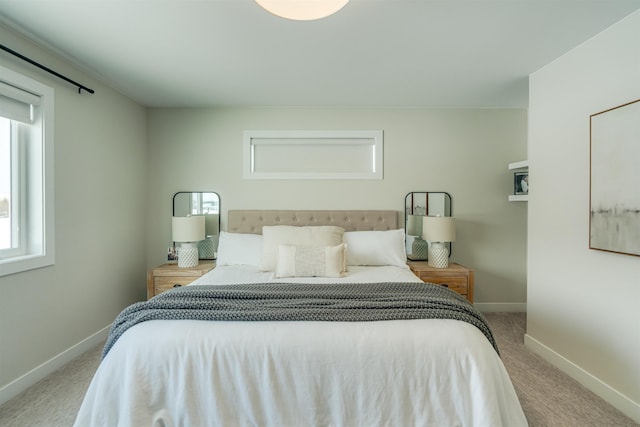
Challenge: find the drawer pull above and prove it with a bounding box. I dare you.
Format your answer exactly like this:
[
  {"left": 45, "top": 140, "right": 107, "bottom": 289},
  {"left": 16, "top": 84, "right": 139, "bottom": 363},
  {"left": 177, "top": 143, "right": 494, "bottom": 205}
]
[
  {"left": 440, "top": 283, "right": 449, "bottom": 288},
  {"left": 173, "top": 284, "right": 182, "bottom": 288}
]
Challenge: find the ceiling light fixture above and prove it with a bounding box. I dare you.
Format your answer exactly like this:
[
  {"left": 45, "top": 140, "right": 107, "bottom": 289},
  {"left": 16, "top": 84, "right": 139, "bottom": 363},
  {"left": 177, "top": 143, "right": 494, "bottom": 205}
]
[{"left": 256, "top": 0, "right": 349, "bottom": 21}]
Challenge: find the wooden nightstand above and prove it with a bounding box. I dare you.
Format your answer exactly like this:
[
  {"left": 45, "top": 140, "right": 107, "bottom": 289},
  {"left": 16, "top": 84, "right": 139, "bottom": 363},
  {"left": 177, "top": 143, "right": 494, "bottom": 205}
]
[
  {"left": 407, "top": 261, "right": 474, "bottom": 303},
  {"left": 147, "top": 261, "right": 216, "bottom": 299}
]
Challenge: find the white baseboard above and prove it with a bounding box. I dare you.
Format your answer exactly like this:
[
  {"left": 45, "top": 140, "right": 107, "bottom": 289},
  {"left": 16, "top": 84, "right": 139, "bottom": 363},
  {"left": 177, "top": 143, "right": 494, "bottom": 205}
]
[
  {"left": 525, "top": 334, "right": 640, "bottom": 423},
  {"left": 474, "top": 302, "right": 527, "bottom": 313},
  {"left": 0, "top": 325, "right": 110, "bottom": 406}
]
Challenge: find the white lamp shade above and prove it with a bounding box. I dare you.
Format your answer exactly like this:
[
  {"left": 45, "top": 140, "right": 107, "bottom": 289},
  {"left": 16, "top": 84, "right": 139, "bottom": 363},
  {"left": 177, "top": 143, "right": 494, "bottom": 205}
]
[
  {"left": 422, "top": 216, "right": 456, "bottom": 243},
  {"left": 406, "top": 215, "right": 423, "bottom": 237},
  {"left": 172, "top": 216, "right": 205, "bottom": 243}
]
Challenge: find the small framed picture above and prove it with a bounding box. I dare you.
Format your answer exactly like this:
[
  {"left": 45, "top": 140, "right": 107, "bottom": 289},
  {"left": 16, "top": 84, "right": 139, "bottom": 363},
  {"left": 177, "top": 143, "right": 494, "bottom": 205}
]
[
  {"left": 514, "top": 172, "right": 529, "bottom": 195},
  {"left": 167, "top": 245, "right": 178, "bottom": 262}
]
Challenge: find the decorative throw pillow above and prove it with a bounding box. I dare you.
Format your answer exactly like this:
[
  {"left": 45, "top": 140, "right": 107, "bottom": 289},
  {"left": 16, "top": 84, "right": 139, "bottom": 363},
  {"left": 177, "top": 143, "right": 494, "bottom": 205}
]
[
  {"left": 275, "top": 244, "right": 347, "bottom": 278},
  {"left": 216, "top": 231, "right": 263, "bottom": 267},
  {"left": 261, "top": 225, "right": 345, "bottom": 271},
  {"left": 342, "top": 229, "right": 408, "bottom": 268}
]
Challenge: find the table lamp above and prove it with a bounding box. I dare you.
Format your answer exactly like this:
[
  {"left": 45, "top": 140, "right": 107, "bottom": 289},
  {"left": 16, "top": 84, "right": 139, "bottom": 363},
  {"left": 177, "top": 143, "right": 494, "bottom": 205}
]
[
  {"left": 422, "top": 216, "right": 456, "bottom": 268},
  {"left": 172, "top": 215, "right": 205, "bottom": 268}
]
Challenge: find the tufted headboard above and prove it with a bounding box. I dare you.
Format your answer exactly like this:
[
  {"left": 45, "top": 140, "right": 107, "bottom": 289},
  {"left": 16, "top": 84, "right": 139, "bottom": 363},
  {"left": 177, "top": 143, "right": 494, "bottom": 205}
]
[{"left": 227, "top": 210, "right": 398, "bottom": 234}]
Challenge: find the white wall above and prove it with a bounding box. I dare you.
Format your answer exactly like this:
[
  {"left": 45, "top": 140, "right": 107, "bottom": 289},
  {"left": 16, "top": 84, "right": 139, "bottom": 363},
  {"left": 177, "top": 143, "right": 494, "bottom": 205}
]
[
  {"left": 147, "top": 107, "right": 528, "bottom": 309},
  {"left": 0, "top": 25, "right": 148, "bottom": 403},
  {"left": 526, "top": 10, "right": 640, "bottom": 421}
]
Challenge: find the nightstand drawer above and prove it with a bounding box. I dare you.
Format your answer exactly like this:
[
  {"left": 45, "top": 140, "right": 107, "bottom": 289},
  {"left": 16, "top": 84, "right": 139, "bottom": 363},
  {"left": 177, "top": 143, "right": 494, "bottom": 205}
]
[
  {"left": 153, "top": 277, "right": 199, "bottom": 294},
  {"left": 147, "top": 261, "right": 215, "bottom": 299},
  {"left": 407, "top": 261, "right": 474, "bottom": 303},
  {"left": 420, "top": 276, "right": 468, "bottom": 295}
]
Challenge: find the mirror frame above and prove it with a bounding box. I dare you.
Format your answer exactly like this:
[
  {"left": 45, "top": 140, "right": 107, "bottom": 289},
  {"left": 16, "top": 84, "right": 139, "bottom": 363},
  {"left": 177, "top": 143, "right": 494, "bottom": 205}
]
[
  {"left": 404, "top": 192, "right": 452, "bottom": 260},
  {"left": 172, "top": 191, "right": 221, "bottom": 260}
]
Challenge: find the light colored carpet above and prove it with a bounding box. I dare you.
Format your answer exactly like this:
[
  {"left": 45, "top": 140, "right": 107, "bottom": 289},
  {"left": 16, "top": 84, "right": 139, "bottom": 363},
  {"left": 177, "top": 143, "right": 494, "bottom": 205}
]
[
  {"left": 0, "top": 313, "right": 636, "bottom": 426},
  {"left": 0, "top": 343, "right": 102, "bottom": 427},
  {"left": 485, "top": 312, "right": 637, "bottom": 427}
]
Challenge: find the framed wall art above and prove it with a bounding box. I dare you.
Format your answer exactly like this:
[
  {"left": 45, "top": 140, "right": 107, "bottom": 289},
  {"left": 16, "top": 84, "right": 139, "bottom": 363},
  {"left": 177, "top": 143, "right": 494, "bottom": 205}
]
[{"left": 589, "top": 98, "right": 640, "bottom": 257}]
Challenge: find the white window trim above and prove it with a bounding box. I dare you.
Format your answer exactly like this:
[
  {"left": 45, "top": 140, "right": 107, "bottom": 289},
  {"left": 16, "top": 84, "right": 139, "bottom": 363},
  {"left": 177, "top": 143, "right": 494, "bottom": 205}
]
[
  {"left": 0, "top": 65, "right": 55, "bottom": 277},
  {"left": 243, "top": 130, "right": 383, "bottom": 180}
]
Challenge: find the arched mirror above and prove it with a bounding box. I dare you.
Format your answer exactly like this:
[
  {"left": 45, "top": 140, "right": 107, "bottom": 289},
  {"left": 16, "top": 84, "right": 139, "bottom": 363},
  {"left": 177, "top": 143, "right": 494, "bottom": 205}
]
[
  {"left": 404, "top": 192, "right": 452, "bottom": 260},
  {"left": 173, "top": 192, "right": 220, "bottom": 260}
]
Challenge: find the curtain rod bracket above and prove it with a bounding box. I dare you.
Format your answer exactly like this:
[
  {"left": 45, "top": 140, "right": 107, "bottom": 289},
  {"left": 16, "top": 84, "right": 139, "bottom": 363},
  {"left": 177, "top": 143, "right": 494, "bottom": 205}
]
[{"left": 1, "top": 44, "right": 95, "bottom": 95}]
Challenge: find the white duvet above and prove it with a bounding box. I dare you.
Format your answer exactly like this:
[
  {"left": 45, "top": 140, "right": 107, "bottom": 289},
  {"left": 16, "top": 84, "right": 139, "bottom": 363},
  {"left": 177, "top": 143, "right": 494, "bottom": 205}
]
[{"left": 75, "top": 266, "right": 528, "bottom": 427}]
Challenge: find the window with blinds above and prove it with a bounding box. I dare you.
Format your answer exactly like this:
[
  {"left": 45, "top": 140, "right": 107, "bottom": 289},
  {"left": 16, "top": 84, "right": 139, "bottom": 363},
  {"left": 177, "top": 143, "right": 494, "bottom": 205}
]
[{"left": 0, "top": 66, "right": 55, "bottom": 276}]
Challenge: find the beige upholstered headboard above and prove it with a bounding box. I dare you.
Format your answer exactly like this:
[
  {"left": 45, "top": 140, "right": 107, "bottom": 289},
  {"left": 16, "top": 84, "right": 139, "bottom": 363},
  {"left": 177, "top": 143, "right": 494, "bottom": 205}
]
[{"left": 227, "top": 210, "right": 398, "bottom": 234}]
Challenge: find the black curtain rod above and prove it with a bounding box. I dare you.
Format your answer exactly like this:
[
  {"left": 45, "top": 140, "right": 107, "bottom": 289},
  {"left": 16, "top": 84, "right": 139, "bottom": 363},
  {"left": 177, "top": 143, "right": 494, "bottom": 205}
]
[{"left": 0, "top": 44, "right": 94, "bottom": 94}]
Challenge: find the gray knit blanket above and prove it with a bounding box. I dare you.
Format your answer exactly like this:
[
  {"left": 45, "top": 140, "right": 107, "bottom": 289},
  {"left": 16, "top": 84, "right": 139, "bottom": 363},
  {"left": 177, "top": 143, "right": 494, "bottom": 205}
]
[{"left": 102, "top": 282, "right": 498, "bottom": 358}]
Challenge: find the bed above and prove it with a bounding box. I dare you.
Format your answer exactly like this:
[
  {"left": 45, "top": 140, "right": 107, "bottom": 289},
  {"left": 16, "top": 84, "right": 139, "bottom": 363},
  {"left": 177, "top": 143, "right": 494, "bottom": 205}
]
[{"left": 74, "top": 210, "right": 527, "bottom": 427}]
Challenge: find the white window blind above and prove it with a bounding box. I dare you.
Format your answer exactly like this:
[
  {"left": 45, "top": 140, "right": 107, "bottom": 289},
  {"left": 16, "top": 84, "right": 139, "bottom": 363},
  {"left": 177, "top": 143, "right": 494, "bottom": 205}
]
[{"left": 0, "top": 81, "right": 41, "bottom": 124}]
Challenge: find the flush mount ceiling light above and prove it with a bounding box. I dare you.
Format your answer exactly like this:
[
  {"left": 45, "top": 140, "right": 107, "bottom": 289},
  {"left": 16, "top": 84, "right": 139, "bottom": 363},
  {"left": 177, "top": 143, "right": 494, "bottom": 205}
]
[{"left": 256, "top": 0, "right": 349, "bottom": 21}]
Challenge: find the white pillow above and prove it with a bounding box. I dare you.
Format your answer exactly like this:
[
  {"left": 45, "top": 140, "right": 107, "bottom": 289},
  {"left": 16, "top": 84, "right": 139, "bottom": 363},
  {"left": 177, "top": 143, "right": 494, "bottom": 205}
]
[
  {"left": 342, "top": 229, "right": 408, "bottom": 268},
  {"left": 261, "top": 225, "right": 345, "bottom": 271},
  {"left": 275, "top": 244, "right": 347, "bottom": 278},
  {"left": 216, "top": 231, "right": 263, "bottom": 267}
]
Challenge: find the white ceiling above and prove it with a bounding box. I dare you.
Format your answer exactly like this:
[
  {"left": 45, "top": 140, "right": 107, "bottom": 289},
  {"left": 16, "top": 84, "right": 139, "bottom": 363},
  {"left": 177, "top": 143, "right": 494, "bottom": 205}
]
[{"left": 1, "top": 0, "right": 638, "bottom": 108}]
